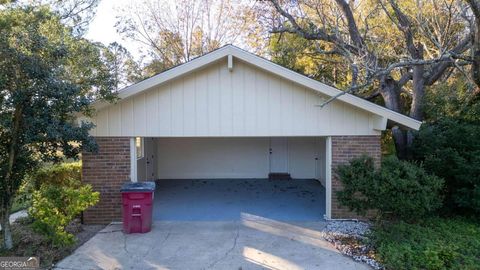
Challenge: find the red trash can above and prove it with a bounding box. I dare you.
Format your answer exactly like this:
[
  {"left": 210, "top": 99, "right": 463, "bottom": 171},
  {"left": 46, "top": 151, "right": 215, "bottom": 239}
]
[{"left": 121, "top": 181, "right": 156, "bottom": 234}]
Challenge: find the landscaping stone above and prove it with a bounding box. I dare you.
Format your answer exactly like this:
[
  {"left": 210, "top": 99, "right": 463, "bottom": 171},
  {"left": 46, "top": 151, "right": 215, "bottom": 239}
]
[
  {"left": 10, "top": 210, "right": 28, "bottom": 223},
  {"left": 322, "top": 221, "right": 383, "bottom": 270},
  {"left": 0, "top": 210, "right": 29, "bottom": 231}
]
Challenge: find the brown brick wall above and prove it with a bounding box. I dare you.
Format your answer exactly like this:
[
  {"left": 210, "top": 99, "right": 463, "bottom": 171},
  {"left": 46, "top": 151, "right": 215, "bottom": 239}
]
[
  {"left": 331, "top": 135, "right": 381, "bottom": 219},
  {"left": 82, "top": 137, "right": 130, "bottom": 224}
]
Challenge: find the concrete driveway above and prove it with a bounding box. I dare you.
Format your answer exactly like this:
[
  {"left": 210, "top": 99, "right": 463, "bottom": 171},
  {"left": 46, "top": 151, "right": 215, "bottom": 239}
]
[{"left": 55, "top": 214, "right": 371, "bottom": 270}]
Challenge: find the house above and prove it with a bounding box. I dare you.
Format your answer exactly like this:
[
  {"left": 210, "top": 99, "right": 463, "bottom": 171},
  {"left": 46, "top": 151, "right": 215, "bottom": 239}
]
[{"left": 79, "top": 45, "right": 421, "bottom": 224}]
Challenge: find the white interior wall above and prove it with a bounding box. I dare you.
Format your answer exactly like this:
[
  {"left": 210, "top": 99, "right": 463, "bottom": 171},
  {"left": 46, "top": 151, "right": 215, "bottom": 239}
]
[
  {"left": 288, "top": 137, "right": 316, "bottom": 179},
  {"left": 287, "top": 137, "right": 326, "bottom": 183},
  {"left": 156, "top": 137, "right": 270, "bottom": 179},
  {"left": 154, "top": 137, "right": 327, "bottom": 181}
]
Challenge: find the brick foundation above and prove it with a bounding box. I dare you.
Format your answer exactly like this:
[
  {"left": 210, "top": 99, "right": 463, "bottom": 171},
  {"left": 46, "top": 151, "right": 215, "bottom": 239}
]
[
  {"left": 331, "top": 135, "right": 381, "bottom": 219},
  {"left": 82, "top": 137, "right": 130, "bottom": 224}
]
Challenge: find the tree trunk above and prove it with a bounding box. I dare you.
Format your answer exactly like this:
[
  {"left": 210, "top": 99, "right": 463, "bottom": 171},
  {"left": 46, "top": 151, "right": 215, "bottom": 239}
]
[
  {"left": 379, "top": 75, "right": 401, "bottom": 112},
  {"left": 473, "top": 16, "right": 480, "bottom": 91},
  {"left": 0, "top": 203, "right": 13, "bottom": 250},
  {"left": 379, "top": 75, "right": 410, "bottom": 158},
  {"left": 410, "top": 45, "right": 425, "bottom": 121},
  {"left": 397, "top": 44, "right": 427, "bottom": 159},
  {"left": 392, "top": 127, "right": 408, "bottom": 159},
  {"left": 1, "top": 105, "right": 23, "bottom": 250}
]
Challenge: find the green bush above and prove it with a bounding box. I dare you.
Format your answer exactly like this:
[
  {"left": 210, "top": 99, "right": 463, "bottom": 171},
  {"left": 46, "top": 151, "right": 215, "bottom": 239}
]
[
  {"left": 28, "top": 162, "right": 99, "bottom": 246},
  {"left": 412, "top": 120, "right": 480, "bottom": 215},
  {"left": 30, "top": 162, "right": 82, "bottom": 189},
  {"left": 413, "top": 81, "right": 480, "bottom": 215},
  {"left": 336, "top": 155, "right": 444, "bottom": 221},
  {"left": 10, "top": 180, "right": 32, "bottom": 213},
  {"left": 370, "top": 217, "right": 480, "bottom": 270}
]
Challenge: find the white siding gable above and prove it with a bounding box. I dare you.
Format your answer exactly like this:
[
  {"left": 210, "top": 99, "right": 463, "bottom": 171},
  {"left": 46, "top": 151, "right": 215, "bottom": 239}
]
[{"left": 87, "top": 59, "right": 380, "bottom": 137}]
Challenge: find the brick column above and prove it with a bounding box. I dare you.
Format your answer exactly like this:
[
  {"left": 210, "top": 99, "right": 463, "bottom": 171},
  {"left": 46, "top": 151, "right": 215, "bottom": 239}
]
[
  {"left": 331, "top": 136, "right": 381, "bottom": 219},
  {"left": 82, "top": 137, "right": 131, "bottom": 224}
]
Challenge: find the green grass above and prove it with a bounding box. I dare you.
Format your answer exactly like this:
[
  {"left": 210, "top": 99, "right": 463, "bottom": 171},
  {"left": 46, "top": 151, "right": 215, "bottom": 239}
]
[{"left": 370, "top": 217, "right": 480, "bottom": 270}]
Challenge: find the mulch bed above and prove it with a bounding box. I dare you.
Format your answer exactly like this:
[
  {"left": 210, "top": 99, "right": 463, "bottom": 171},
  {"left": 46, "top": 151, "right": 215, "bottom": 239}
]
[{"left": 0, "top": 217, "right": 104, "bottom": 269}]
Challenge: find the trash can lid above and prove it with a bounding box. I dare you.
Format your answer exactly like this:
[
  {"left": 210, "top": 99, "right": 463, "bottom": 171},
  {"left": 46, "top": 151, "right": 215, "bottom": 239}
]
[{"left": 121, "top": 181, "right": 156, "bottom": 192}]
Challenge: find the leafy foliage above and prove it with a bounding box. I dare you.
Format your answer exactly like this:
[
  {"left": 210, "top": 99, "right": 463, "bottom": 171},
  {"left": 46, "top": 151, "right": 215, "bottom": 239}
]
[
  {"left": 0, "top": 216, "right": 103, "bottom": 268},
  {"left": 370, "top": 217, "right": 480, "bottom": 270},
  {"left": 0, "top": 4, "right": 114, "bottom": 248},
  {"left": 423, "top": 80, "right": 480, "bottom": 123},
  {"left": 269, "top": 32, "right": 349, "bottom": 88},
  {"left": 100, "top": 42, "right": 143, "bottom": 89},
  {"left": 30, "top": 162, "right": 81, "bottom": 189},
  {"left": 381, "top": 130, "right": 397, "bottom": 157},
  {"left": 39, "top": 0, "right": 100, "bottom": 36},
  {"left": 336, "top": 155, "right": 444, "bottom": 221},
  {"left": 29, "top": 162, "right": 99, "bottom": 246},
  {"left": 412, "top": 82, "right": 480, "bottom": 215},
  {"left": 413, "top": 120, "right": 480, "bottom": 215}
]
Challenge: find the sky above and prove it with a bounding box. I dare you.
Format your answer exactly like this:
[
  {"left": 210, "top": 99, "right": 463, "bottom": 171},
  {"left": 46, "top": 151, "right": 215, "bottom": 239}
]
[{"left": 85, "top": 0, "right": 142, "bottom": 58}]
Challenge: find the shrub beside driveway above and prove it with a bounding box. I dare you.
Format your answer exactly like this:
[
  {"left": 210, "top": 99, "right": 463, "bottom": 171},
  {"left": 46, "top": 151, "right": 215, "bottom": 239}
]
[
  {"left": 335, "top": 155, "right": 480, "bottom": 270},
  {"left": 370, "top": 217, "right": 480, "bottom": 270},
  {"left": 0, "top": 162, "right": 102, "bottom": 268}
]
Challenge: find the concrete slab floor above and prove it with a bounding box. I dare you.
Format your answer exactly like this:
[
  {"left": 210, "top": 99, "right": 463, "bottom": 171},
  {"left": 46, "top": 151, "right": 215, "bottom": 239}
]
[
  {"left": 153, "top": 179, "right": 326, "bottom": 221},
  {"left": 55, "top": 215, "right": 371, "bottom": 270}
]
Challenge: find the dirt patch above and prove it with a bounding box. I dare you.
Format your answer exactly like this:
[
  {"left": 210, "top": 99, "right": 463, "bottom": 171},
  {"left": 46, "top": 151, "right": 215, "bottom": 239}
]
[{"left": 0, "top": 217, "right": 104, "bottom": 269}]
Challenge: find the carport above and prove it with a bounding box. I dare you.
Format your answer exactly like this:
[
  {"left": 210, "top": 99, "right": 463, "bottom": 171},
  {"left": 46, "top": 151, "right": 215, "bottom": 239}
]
[{"left": 135, "top": 137, "right": 327, "bottom": 221}]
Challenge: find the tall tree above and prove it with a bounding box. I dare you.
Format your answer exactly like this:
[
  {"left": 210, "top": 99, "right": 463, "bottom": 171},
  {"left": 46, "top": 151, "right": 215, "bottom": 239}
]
[
  {"left": 115, "top": 0, "right": 253, "bottom": 75},
  {"left": 466, "top": 0, "right": 480, "bottom": 90},
  {"left": 269, "top": 33, "right": 350, "bottom": 88},
  {"left": 264, "top": 0, "right": 475, "bottom": 157},
  {"left": 100, "top": 42, "right": 143, "bottom": 89},
  {"left": 37, "top": 0, "right": 100, "bottom": 35},
  {"left": 0, "top": 5, "right": 115, "bottom": 249}
]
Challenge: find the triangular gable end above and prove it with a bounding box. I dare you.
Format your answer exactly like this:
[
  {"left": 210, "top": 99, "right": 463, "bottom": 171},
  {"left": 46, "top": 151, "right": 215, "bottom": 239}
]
[{"left": 94, "top": 45, "right": 421, "bottom": 131}]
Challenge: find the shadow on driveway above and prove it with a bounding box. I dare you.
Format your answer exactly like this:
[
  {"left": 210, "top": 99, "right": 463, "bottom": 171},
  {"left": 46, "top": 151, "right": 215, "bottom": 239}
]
[{"left": 55, "top": 214, "right": 371, "bottom": 270}]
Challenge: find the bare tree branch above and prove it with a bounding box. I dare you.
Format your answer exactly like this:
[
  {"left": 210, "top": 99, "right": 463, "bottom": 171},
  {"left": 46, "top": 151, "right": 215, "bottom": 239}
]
[
  {"left": 333, "top": 0, "right": 365, "bottom": 50},
  {"left": 269, "top": 0, "right": 360, "bottom": 54},
  {"left": 425, "top": 35, "right": 472, "bottom": 85},
  {"left": 267, "top": 0, "right": 474, "bottom": 118}
]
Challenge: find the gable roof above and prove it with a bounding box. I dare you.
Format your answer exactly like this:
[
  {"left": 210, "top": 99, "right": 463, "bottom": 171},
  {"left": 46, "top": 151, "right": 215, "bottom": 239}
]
[{"left": 96, "top": 45, "right": 421, "bottom": 130}]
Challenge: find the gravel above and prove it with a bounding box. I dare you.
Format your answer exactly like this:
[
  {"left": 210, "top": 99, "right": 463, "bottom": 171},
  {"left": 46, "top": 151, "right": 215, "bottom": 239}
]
[{"left": 322, "top": 220, "right": 383, "bottom": 270}]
